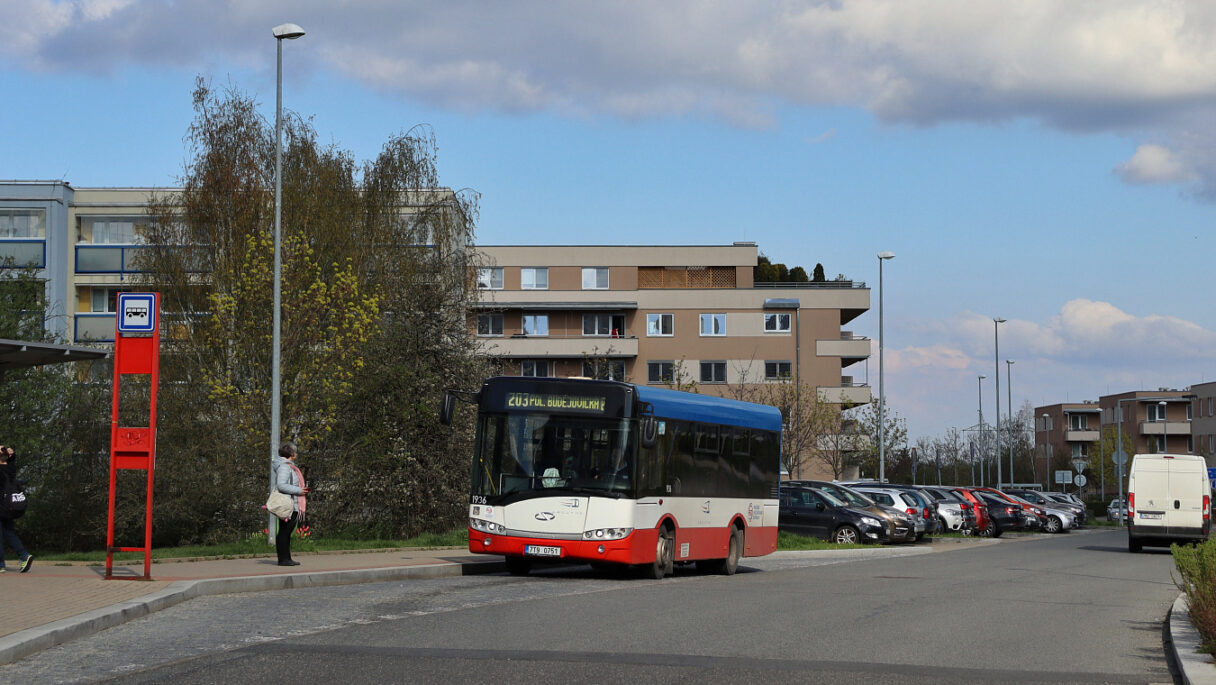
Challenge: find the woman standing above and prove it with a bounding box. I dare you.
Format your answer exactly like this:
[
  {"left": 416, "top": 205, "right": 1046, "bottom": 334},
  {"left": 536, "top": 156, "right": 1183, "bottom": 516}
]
[
  {"left": 0, "top": 446, "right": 32, "bottom": 572},
  {"left": 272, "top": 442, "right": 309, "bottom": 566}
]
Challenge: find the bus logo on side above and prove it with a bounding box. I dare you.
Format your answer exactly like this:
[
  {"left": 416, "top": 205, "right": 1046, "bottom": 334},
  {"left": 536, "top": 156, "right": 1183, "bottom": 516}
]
[{"left": 535, "top": 512, "right": 555, "bottom": 521}]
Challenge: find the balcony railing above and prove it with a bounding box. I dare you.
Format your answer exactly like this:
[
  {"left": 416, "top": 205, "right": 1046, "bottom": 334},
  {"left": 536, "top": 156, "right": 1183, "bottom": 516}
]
[
  {"left": 75, "top": 244, "right": 148, "bottom": 274},
  {"left": 74, "top": 313, "right": 116, "bottom": 343},
  {"left": 754, "top": 280, "right": 866, "bottom": 289},
  {"left": 0, "top": 240, "right": 46, "bottom": 269}
]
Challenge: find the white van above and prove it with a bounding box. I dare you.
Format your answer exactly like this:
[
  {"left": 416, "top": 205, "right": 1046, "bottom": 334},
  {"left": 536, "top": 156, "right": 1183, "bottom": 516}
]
[{"left": 1127, "top": 453, "right": 1211, "bottom": 552}]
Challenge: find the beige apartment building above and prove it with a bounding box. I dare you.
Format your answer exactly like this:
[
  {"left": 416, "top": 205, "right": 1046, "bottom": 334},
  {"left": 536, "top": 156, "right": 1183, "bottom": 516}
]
[
  {"left": 471, "top": 243, "right": 872, "bottom": 411},
  {"left": 1098, "top": 390, "right": 1193, "bottom": 457}
]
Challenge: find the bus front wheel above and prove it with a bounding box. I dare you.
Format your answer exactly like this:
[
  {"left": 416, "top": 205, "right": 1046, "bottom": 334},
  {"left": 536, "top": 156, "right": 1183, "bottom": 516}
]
[
  {"left": 647, "top": 527, "right": 674, "bottom": 580},
  {"left": 505, "top": 556, "right": 532, "bottom": 576},
  {"left": 721, "top": 528, "right": 743, "bottom": 575}
]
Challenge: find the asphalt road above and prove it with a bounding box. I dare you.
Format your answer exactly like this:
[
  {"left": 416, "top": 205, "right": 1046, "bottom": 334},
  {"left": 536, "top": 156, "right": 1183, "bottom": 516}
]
[{"left": 0, "top": 529, "right": 1185, "bottom": 684}]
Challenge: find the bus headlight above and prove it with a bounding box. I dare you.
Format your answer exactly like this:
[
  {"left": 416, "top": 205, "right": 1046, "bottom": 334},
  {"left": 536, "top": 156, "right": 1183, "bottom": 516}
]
[
  {"left": 583, "top": 527, "right": 633, "bottom": 540},
  {"left": 469, "top": 518, "right": 504, "bottom": 534}
]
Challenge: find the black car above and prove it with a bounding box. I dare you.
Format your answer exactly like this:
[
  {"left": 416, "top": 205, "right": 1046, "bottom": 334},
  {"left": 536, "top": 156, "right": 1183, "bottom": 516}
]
[
  {"left": 779, "top": 486, "right": 890, "bottom": 544},
  {"left": 977, "top": 492, "right": 1023, "bottom": 537}
]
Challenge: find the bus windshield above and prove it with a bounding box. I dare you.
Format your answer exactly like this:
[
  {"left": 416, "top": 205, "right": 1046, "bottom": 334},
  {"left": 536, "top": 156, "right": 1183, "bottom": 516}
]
[{"left": 472, "top": 412, "right": 635, "bottom": 499}]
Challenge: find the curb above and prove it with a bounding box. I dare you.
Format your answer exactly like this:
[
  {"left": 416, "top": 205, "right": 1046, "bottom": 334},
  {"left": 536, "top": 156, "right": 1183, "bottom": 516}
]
[
  {"left": 1172, "top": 594, "right": 1216, "bottom": 685},
  {"left": 0, "top": 559, "right": 505, "bottom": 666}
]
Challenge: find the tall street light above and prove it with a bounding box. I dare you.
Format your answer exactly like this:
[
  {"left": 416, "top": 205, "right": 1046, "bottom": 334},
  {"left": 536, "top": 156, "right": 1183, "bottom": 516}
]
[
  {"left": 1159, "top": 400, "right": 1168, "bottom": 453},
  {"left": 977, "top": 374, "right": 986, "bottom": 487},
  {"left": 1006, "top": 359, "right": 1015, "bottom": 486},
  {"left": 877, "top": 251, "right": 894, "bottom": 483},
  {"left": 270, "top": 22, "right": 305, "bottom": 542},
  {"left": 993, "top": 317, "right": 1006, "bottom": 487}
]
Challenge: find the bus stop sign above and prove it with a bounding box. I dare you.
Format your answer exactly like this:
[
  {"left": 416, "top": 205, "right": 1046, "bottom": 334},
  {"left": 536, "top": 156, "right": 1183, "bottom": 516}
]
[{"left": 117, "top": 293, "right": 157, "bottom": 333}]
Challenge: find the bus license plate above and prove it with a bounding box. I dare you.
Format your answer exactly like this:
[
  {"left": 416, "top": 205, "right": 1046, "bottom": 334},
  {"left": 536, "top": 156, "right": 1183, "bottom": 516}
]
[
  {"left": 1140, "top": 513, "right": 1162, "bottom": 520},
  {"left": 525, "top": 545, "right": 562, "bottom": 557}
]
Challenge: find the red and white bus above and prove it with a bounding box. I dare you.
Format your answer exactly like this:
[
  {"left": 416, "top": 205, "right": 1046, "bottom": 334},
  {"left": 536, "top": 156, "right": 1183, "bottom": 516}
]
[{"left": 442, "top": 376, "right": 783, "bottom": 578}]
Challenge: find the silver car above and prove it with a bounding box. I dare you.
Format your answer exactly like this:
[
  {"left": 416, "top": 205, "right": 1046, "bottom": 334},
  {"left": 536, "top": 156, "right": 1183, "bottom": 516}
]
[
  {"left": 854, "top": 487, "right": 929, "bottom": 540},
  {"left": 1010, "top": 494, "right": 1075, "bottom": 533}
]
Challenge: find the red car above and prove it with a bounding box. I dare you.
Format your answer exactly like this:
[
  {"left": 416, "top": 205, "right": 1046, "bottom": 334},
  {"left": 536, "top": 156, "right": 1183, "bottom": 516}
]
[{"left": 950, "top": 487, "right": 991, "bottom": 535}]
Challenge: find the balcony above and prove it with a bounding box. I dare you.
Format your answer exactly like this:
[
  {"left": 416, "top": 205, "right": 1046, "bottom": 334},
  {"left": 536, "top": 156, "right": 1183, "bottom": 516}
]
[
  {"left": 1064, "top": 430, "right": 1100, "bottom": 442},
  {"left": 818, "top": 383, "right": 871, "bottom": 405},
  {"left": 74, "top": 313, "right": 115, "bottom": 343},
  {"left": 0, "top": 240, "right": 46, "bottom": 269},
  {"left": 816, "top": 335, "right": 870, "bottom": 360},
  {"left": 477, "top": 335, "right": 638, "bottom": 359},
  {"left": 1140, "top": 421, "right": 1191, "bottom": 436}
]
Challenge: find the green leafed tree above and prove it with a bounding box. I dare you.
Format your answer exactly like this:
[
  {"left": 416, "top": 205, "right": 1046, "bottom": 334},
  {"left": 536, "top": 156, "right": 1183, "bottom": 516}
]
[{"left": 137, "top": 79, "right": 486, "bottom": 543}]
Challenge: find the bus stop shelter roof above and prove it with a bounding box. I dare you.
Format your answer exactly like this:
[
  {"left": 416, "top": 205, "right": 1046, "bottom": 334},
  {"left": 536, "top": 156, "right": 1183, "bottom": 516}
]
[{"left": 0, "top": 339, "right": 108, "bottom": 372}]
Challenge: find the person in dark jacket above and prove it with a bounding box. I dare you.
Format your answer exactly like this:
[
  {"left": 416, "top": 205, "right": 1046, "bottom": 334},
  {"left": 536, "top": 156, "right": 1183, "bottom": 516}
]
[{"left": 0, "top": 446, "right": 32, "bottom": 573}]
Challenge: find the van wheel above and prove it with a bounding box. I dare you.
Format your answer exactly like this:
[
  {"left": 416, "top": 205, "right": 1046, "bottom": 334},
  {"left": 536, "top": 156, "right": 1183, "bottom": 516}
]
[{"left": 1129, "top": 536, "right": 1142, "bottom": 553}]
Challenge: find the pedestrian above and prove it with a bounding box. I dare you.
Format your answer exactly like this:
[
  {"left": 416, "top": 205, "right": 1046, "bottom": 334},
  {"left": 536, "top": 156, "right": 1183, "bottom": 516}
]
[
  {"left": 272, "top": 441, "right": 309, "bottom": 567},
  {"left": 0, "top": 446, "right": 32, "bottom": 573}
]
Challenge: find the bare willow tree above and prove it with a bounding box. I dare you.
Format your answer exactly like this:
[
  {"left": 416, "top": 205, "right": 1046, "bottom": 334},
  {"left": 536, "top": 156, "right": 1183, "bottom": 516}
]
[
  {"left": 724, "top": 364, "right": 842, "bottom": 479},
  {"left": 138, "top": 79, "right": 485, "bottom": 543}
]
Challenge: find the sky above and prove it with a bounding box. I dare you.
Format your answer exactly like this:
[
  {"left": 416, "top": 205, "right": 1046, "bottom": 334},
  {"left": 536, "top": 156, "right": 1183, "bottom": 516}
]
[{"left": 3, "top": 1, "right": 1216, "bottom": 442}]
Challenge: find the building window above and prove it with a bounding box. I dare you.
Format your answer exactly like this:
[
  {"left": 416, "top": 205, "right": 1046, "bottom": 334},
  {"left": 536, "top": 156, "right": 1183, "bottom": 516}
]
[
  {"left": 521, "top": 360, "right": 550, "bottom": 377},
  {"left": 583, "top": 359, "right": 625, "bottom": 381},
  {"left": 1071, "top": 443, "right": 1089, "bottom": 458},
  {"left": 646, "top": 313, "right": 673, "bottom": 337},
  {"left": 700, "top": 361, "right": 727, "bottom": 384},
  {"left": 1187, "top": 402, "right": 1193, "bottom": 421},
  {"left": 1148, "top": 403, "right": 1167, "bottom": 422},
  {"left": 764, "top": 361, "right": 792, "bottom": 380},
  {"left": 1209, "top": 398, "right": 1213, "bottom": 417},
  {"left": 1210, "top": 435, "right": 1214, "bottom": 454},
  {"left": 582, "top": 267, "right": 609, "bottom": 289},
  {"left": 521, "top": 267, "right": 548, "bottom": 290},
  {"left": 648, "top": 361, "right": 674, "bottom": 384},
  {"left": 476, "top": 313, "right": 503, "bottom": 337},
  {"left": 582, "top": 313, "right": 621, "bottom": 337},
  {"left": 764, "top": 313, "right": 791, "bottom": 333},
  {"left": 91, "top": 287, "right": 130, "bottom": 313},
  {"left": 522, "top": 314, "right": 549, "bottom": 336},
  {"left": 477, "top": 267, "right": 503, "bottom": 290},
  {"left": 1069, "top": 414, "right": 1087, "bottom": 430},
  {"left": 699, "top": 313, "right": 726, "bottom": 336},
  {"left": 0, "top": 209, "right": 46, "bottom": 239},
  {"left": 1188, "top": 435, "right": 1194, "bottom": 453},
  {"left": 78, "top": 216, "right": 147, "bottom": 244}
]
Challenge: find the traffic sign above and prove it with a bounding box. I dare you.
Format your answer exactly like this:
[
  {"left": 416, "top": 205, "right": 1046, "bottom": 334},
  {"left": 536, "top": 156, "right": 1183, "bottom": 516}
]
[
  {"left": 1054, "top": 470, "right": 1072, "bottom": 484},
  {"left": 117, "top": 292, "right": 157, "bottom": 333},
  {"left": 1072, "top": 458, "right": 1088, "bottom": 473},
  {"left": 1113, "top": 449, "right": 1128, "bottom": 466},
  {"left": 1074, "top": 474, "right": 1087, "bottom": 487}
]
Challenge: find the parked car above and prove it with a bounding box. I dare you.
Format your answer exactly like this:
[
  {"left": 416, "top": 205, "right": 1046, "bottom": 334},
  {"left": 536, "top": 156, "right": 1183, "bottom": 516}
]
[
  {"left": 785, "top": 480, "right": 917, "bottom": 543},
  {"left": 975, "top": 487, "right": 1048, "bottom": 530},
  {"left": 920, "top": 485, "right": 977, "bottom": 534},
  {"left": 976, "top": 492, "right": 1023, "bottom": 537},
  {"left": 883, "top": 485, "right": 941, "bottom": 537},
  {"left": 851, "top": 486, "right": 929, "bottom": 540},
  {"left": 1006, "top": 492, "right": 1075, "bottom": 533},
  {"left": 1107, "top": 498, "right": 1129, "bottom": 522},
  {"left": 949, "top": 487, "right": 992, "bottom": 536},
  {"left": 778, "top": 486, "right": 890, "bottom": 544},
  {"left": 1008, "top": 489, "right": 1087, "bottom": 527}
]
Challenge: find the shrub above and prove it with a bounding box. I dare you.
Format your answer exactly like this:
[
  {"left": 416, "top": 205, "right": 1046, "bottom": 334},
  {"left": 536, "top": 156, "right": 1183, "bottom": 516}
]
[{"left": 1173, "top": 539, "right": 1216, "bottom": 654}]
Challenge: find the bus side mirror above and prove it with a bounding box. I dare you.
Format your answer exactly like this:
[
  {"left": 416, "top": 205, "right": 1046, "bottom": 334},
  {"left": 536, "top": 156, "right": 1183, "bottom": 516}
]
[
  {"left": 640, "top": 416, "right": 658, "bottom": 449},
  {"left": 439, "top": 391, "right": 457, "bottom": 425}
]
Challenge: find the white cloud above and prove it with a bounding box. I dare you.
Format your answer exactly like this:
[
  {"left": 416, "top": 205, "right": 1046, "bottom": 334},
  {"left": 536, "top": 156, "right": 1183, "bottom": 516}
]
[
  {"left": 1116, "top": 144, "right": 1197, "bottom": 184},
  {"left": 6, "top": 1, "right": 1216, "bottom": 192}
]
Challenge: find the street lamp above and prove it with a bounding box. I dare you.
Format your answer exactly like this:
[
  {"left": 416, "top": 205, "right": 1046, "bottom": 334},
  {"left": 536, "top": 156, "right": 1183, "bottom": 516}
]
[
  {"left": 1041, "top": 412, "right": 1050, "bottom": 489},
  {"left": 270, "top": 22, "right": 305, "bottom": 542},
  {"left": 993, "top": 317, "right": 1006, "bottom": 487},
  {"left": 1159, "top": 400, "right": 1168, "bottom": 454},
  {"left": 877, "top": 251, "right": 894, "bottom": 483},
  {"left": 977, "top": 374, "right": 986, "bottom": 487},
  {"left": 1006, "top": 359, "right": 1014, "bottom": 485}
]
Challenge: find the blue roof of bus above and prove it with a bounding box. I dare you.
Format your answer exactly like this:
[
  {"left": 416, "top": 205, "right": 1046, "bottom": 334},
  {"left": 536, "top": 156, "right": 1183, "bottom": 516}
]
[{"left": 634, "top": 384, "right": 783, "bottom": 432}]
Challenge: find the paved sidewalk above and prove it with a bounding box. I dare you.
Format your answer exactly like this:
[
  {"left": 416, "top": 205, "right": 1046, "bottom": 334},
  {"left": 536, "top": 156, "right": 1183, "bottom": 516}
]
[{"left": 0, "top": 548, "right": 504, "bottom": 665}]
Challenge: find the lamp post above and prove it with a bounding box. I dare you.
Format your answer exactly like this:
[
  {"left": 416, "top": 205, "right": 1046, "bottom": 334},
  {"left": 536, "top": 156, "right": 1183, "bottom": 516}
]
[
  {"left": 877, "top": 251, "right": 894, "bottom": 483},
  {"left": 993, "top": 317, "right": 1006, "bottom": 487},
  {"left": 1115, "top": 397, "right": 1136, "bottom": 527},
  {"left": 977, "top": 374, "right": 986, "bottom": 486},
  {"left": 1006, "top": 359, "right": 1015, "bottom": 485},
  {"left": 1041, "top": 412, "right": 1050, "bottom": 489},
  {"left": 270, "top": 22, "right": 305, "bottom": 542},
  {"left": 1159, "top": 400, "right": 1168, "bottom": 453}
]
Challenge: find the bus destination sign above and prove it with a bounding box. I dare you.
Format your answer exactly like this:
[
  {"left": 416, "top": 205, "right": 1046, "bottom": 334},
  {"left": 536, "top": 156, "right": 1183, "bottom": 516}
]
[{"left": 506, "top": 392, "right": 607, "bottom": 413}]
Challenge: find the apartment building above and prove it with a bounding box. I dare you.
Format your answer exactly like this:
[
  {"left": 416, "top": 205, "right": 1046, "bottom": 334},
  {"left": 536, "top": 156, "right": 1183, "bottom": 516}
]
[
  {"left": 472, "top": 243, "right": 872, "bottom": 408},
  {"left": 1098, "top": 390, "right": 1193, "bottom": 457},
  {"left": 1190, "top": 381, "right": 1216, "bottom": 461},
  {"left": 1035, "top": 402, "right": 1102, "bottom": 477}
]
